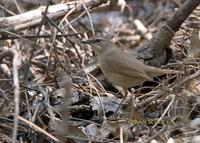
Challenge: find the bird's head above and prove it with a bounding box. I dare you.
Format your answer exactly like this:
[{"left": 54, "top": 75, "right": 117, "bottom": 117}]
[{"left": 81, "top": 38, "right": 115, "bottom": 55}]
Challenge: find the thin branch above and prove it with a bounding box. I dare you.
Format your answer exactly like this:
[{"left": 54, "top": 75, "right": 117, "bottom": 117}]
[
  {"left": 10, "top": 49, "right": 20, "bottom": 143},
  {"left": 0, "top": 48, "right": 20, "bottom": 143},
  {"left": 0, "top": 33, "right": 84, "bottom": 40},
  {"left": 18, "top": 116, "right": 59, "bottom": 142}
]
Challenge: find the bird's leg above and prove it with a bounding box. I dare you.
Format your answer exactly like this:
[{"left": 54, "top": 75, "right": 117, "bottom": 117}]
[
  {"left": 114, "top": 88, "right": 130, "bottom": 116},
  {"left": 114, "top": 86, "right": 126, "bottom": 97}
]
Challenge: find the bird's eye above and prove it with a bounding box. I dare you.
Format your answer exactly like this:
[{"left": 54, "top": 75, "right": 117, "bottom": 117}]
[{"left": 95, "top": 39, "right": 102, "bottom": 43}]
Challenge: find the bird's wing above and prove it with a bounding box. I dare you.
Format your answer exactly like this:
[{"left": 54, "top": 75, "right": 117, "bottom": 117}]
[{"left": 100, "top": 49, "right": 152, "bottom": 80}]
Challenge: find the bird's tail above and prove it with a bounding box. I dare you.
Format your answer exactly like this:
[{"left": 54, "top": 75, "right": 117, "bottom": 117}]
[{"left": 145, "top": 66, "right": 181, "bottom": 78}]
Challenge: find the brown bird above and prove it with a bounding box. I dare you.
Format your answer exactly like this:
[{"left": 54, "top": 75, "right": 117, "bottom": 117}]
[{"left": 82, "top": 38, "right": 180, "bottom": 91}]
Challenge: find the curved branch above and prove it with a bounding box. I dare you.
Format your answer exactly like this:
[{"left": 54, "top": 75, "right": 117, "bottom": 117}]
[
  {"left": 0, "top": 49, "right": 20, "bottom": 143},
  {"left": 136, "top": 0, "right": 200, "bottom": 67}
]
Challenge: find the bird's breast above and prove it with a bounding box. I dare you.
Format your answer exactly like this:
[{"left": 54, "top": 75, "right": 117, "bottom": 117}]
[{"left": 99, "top": 62, "right": 146, "bottom": 88}]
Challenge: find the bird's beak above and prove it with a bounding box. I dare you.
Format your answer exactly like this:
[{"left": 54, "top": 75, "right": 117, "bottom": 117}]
[
  {"left": 81, "top": 39, "right": 100, "bottom": 45},
  {"left": 81, "top": 40, "right": 92, "bottom": 45}
]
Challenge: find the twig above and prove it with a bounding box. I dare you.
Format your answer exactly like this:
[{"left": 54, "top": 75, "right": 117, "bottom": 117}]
[
  {"left": 18, "top": 116, "right": 59, "bottom": 142},
  {"left": 36, "top": 4, "right": 50, "bottom": 39},
  {"left": 0, "top": 33, "right": 84, "bottom": 40},
  {"left": 0, "top": 48, "right": 21, "bottom": 143},
  {"left": 0, "top": 4, "right": 16, "bottom": 16},
  {"left": 11, "top": 49, "right": 20, "bottom": 143},
  {"left": 80, "top": 0, "right": 95, "bottom": 36},
  {"left": 152, "top": 94, "right": 176, "bottom": 129},
  {"left": 179, "top": 70, "right": 200, "bottom": 86}
]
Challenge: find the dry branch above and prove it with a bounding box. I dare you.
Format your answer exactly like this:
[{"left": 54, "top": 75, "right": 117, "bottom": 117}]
[
  {"left": 0, "top": 0, "right": 107, "bottom": 31},
  {"left": 135, "top": 0, "right": 200, "bottom": 67},
  {"left": 0, "top": 49, "right": 20, "bottom": 143}
]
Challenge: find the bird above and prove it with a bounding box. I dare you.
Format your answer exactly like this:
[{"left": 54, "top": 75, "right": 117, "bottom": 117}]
[{"left": 81, "top": 38, "right": 180, "bottom": 91}]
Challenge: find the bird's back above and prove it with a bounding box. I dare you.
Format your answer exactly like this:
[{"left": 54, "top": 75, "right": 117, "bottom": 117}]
[{"left": 98, "top": 47, "right": 152, "bottom": 88}]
